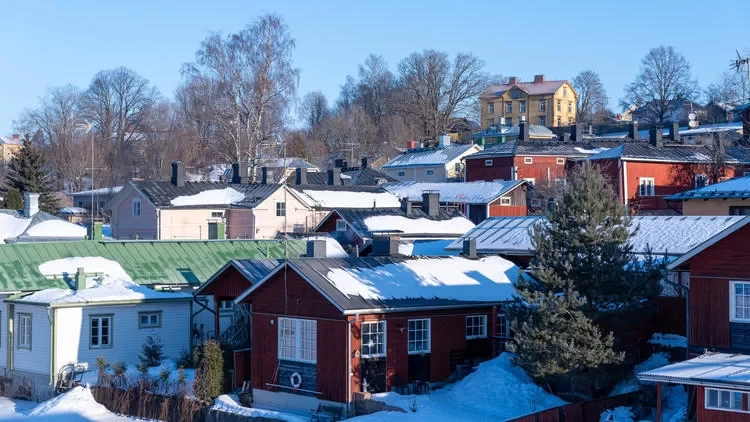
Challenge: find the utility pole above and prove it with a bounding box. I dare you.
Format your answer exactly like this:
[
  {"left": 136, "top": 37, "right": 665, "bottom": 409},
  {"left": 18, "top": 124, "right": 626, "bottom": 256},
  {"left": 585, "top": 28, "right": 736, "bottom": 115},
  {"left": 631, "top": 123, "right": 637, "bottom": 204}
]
[{"left": 731, "top": 50, "right": 750, "bottom": 103}]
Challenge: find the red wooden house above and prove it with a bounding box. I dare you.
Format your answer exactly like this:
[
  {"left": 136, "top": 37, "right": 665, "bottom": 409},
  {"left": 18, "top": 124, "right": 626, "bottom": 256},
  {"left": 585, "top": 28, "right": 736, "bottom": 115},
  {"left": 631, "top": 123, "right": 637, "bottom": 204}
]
[
  {"left": 201, "top": 239, "right": 518, "bottom": 413},
  {"left": 638, "top": 216, "right": 750, "bottom": 421}
]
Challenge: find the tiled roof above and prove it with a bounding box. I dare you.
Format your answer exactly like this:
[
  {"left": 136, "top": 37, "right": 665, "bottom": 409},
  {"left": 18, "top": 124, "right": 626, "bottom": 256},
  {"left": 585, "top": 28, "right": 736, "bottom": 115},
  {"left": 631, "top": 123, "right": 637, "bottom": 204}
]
[
  {"left": 468, "top": 140, "right": 619, "bottom": 159},
  {"left": 482, "top": 80, "right": 567, "bottom": 97},
  {"left": 587, "top": 143, "right": 750, "bottom": 164},
  {"left": 382, "top": 144, "right": 479, "bottom": 168},
  {"left": 131, "top": 180, "right": 282, "bottom": 208},
  {"left": 383, "top": 180, "right": 527, "bottom": 204},
  {"left": 665, "top": 176, "right": 750, "bottom": 201}
]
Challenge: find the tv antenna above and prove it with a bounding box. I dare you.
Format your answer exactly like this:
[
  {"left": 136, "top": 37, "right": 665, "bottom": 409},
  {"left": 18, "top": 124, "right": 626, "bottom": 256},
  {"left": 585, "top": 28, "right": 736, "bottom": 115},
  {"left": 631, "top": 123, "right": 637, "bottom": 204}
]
[{"left": 730, "top": 49, "right": 750, "bottom": 102}]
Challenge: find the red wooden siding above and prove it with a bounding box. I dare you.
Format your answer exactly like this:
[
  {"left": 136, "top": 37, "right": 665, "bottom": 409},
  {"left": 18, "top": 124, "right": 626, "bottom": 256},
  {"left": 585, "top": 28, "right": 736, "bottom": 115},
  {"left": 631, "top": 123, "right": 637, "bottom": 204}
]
[
  {"left": 512, "top": 156, "right": 568, "bottom": 185},
  {"left": 465, "top": 156, "right": 514, "bottom": 181},
  {"left": 317, "top": 319, "right": 348, "bottom": 402},
  {"left": 315, "top": 211, "right": 342, "bottom": 233},
  {"left": 696, "top": 386, "right": 750, "bottom": 421},
  {"left": 233, "top": 350, "right": 252, "bottom": 389},
  {"left": 199, "top": 266, "right": 251, "bottom": 297},
  {"left": 243, "top": 269, "right": 342, "bottom": 319},
  {"left": 489, "top": 205, "right": 527, "bottom": 216}
]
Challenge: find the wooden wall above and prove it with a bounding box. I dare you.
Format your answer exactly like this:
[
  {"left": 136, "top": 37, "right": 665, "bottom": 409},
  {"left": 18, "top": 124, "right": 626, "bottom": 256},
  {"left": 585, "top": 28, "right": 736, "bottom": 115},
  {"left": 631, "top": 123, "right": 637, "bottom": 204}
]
[{"left": 465, "top": 156, "right": 514, "bottom": 182}]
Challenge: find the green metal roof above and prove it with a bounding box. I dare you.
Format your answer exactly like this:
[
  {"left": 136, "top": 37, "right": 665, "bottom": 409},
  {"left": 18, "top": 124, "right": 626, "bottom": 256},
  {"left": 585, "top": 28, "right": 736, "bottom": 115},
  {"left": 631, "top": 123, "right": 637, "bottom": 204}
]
[{"left": 0, "top": 239, "right": 306, "bottom": 292}]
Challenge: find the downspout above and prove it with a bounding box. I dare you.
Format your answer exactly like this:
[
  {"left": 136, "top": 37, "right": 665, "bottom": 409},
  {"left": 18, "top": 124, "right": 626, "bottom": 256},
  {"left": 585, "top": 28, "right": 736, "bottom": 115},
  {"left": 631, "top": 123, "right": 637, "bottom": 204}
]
[
  {"left": 157, "top": 208, "right": 161, "bottom": 240},
  {"left": 47, "top": 307, "right": 55, "bottom": 388},
  {"left": 622, "top": 160, "right": 629, "bottom": 208},
  {"left": 7, "top": 304, "right": 13, "bottom": 371},
  {"left": 347, "top": 314, "right": 359, "bottom": 415}
]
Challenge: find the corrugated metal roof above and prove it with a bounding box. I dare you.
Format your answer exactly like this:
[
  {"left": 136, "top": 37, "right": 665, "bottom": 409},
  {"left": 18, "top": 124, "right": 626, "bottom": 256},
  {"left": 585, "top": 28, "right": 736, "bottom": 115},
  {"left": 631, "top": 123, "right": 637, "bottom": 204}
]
[
  {"left": 382, "top": 144, "right": 479, "bottom": 168},
  {"left": 665, "top": 176, "right": 750, "bottom": 201},
  {"left": 383, "top": 180, "right": 526, "bottom": 204},
  {"left": 328, "top": 207, "right": 470, "bottom": 239},
  {"left": 638, "top": 353, "right": 750, "bottom": 387},
  {"left": 131, "top": 180, "right": 282, "bottom": 208},
  {"left": 469, "top": 139, "right": 620, "bottom": 159},
  {"left": 446, "top": 215, "right": 746, "bottom": 256},
  {"left": 587, "top": 143, "right": 750, "bottom": 164},
  {"left": 0, "top": 239, "right": 306, "bottom": 292}
]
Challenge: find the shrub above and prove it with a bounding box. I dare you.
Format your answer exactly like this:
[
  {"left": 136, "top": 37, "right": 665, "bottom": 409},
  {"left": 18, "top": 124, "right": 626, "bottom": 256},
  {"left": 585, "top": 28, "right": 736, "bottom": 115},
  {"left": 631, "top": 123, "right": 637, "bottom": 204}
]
[
  {"left": 139, "top": 336, "right": 166, "bottom": 368},
  {"left": 176, "top": 348, "right": 194, "bottom": 369},
  {"left": 112, "top": 362, "right": 127, "bottom": 377},
  {"left": 193, "top": 340, "right": 223, "bottom": 402}
]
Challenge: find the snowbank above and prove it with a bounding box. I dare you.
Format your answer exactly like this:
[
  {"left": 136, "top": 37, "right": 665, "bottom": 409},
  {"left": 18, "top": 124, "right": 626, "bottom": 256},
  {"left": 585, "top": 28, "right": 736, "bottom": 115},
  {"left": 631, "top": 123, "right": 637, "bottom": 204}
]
[
  {"left": 19, "top": 276, "right": 191, "bottom": 304},
  {"left": 351, "top": 353, "right": 565, "bottom": 421},
  {"left": 0, "top": 213, "right": 30, "bottom": 243},
  {"left": 25, "top": 219, "right": 87, "bottom": 238},
  {"left": 611, "top": 353, "right": 670, "bottom": 395},
  {"left": 170, "top": 187, "right": 245, "bottom": 206},
  {"left": 648, "top": 333, "right": 687, "bottom": 348},
  {"left": 363, "top": 215, "right": 475, "bottom": 235},
  {"left": 301, "top": 236, "right": 348, "bottom": 257},
  {"left": 599, "top": 406, "right": 634, "bottom": 422},
  {"left": 27, "top": 386, "right": 140, "bottom": 421},
  {"left": 212, "top": 395, "right": 308, "bottom": 422},
  {"left": 80, "top": 360, "right": 197, "bottom": 396},
  {"left": 38, "top": 257, "right": 132, "bottom": 282}
]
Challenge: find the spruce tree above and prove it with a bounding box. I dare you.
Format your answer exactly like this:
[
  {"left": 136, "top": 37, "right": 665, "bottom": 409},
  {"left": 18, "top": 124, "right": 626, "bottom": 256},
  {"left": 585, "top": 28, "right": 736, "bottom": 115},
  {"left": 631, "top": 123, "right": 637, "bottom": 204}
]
[
  {"left": 3, "top": 189, "right": 22, "bottom": 209},
  {"left": 4, "top": 135, "right": 59, "bottom": 213}
]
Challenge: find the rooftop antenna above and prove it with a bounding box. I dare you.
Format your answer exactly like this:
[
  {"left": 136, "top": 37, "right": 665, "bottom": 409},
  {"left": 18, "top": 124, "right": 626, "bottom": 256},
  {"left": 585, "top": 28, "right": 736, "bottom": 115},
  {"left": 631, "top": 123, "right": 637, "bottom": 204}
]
[{"left": 730, "top": 49, "right": 750, "bottom": 103}]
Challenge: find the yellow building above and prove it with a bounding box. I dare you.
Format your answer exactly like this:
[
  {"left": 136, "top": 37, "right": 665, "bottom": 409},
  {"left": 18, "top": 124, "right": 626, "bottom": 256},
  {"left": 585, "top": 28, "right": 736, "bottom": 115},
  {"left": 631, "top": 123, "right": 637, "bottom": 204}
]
[
  {"left": 0, "top": 135, "right": 23, "bottom": 165},
  {"left": 480, "top": 75, "right": 577, "bottom": 128}
]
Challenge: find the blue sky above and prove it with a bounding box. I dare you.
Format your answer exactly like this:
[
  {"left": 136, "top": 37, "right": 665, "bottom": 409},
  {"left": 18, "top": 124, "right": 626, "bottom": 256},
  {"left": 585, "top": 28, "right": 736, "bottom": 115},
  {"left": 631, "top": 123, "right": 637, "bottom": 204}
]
[{"left": 1, "top": 0, "right": 748, "bottom": 134}]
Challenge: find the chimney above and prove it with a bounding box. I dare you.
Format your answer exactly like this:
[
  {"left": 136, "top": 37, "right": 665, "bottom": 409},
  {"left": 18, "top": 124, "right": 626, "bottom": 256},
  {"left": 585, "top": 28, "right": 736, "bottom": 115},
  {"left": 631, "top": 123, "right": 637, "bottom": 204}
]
[
  {"left": 88, "top": 222, "right": 103, "bottom": 240},
  {"left": 519, "top": 121, "right": 529, "bottom": 141},
  {"left": 462, "top": 238, "right": 477, "bottom": 258},
  {"left": 334, "top": 158, "right": 345, "bottom": 168},
  {"left": 669, "top": 122, "right": 681, "bottom": 142},
  {"left": 533, "top": 74, "right": 545, "bottom": 83},
  {"left": 562, "top": 133, "right": 571, "bottom": 143},
  {"left": 231, "top": 162, "right": 248, "bottom": 184},
  {"left": 306, "top": 239, "right": 327, "bottom": 258},
  {"left": 261, "top": 167, "right": 273, "bottom": 184},
  {"left": 295, "top": 167, "right": 307, "bottom": 185},
  {"left": 649, "top": 127, "right": 663, "bottom": 148},
  {"left": 361, "top": 157, "right": 369, "bottom": 169},
  {"left": 508, "top": 76, "right": 518, "bottom": 85},
  {"left": 400, "top": 197, "right": 413, "bottom": 215},
  {"left": 74, "top": 267, "right": 86, "bottom": 290},
  {"left": 327, "top": 168, "right": 341, "bottom": 185},
  {"left": 23, "top": 192, "right": 39, "bottom": 217},
  {"left": 438, "top": 134, "right": 451, "bottom": 147},
  {"left": 171, "top": 161, "right": 185, "bottom": 187},
  {"left": 628, "top": 122, "right": 640, "bottom": 141},
  {"left": 571, "top": 124, "right": 583, "bottom": 142},
  {"left": 422, "top": 191, "right": 440, "bottom": 217},
  {"left": 371, "top": 233, "right": 400, "bottom": 256}
]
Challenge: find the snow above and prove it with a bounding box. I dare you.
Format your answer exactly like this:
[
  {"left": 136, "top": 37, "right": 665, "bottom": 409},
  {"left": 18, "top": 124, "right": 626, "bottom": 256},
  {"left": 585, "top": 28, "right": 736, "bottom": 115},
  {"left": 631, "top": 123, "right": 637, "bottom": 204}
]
[
  {"left": 297, "top": 189, "right": 401, "bottom": 209},
  {"left": 18, "top": 276, "right": 191, "bottom": 305},
  {"left": 79, "top": 359, "right": 196, "bottom": 396},
  {"left": 325, "top": 255, "right": 518, "bottom": 302},
  {"left": 25, "top": 220, "right": 87, "bottom": 238},
  {"left": 398, "top": 239, "right": 459, "bottom": 256},
  {"left": 38, "top": 257, "right": 132, "bottom": 282},
  {"left": 0, "top": 213, "right": 30, "bottom": 243},
  {"left": 211, "top": 395, "right": 308, "bottom": 422},
  {"left": 364, "top": 216, "right": 475, "bottom": 235},
  {"left": 648, "top": 333, "right": 687, "bottom": 348},
  {"left": 301, "top": 236, "right": 348, "bottom": 257},
  {"left": 574, "top": 147, "right": 610, "bottom": 154},
  {"left": 351, "top": 353, "right": 565, "bottom": 422},
  {"left": 383, "top": 181, "right": 524, "bottom": 204},
  {"left": 170, "top": 187, "right": 245, "bottom": 206},
  {"left": 0, "top": 386, "right": 144, "bottom": 421},
  {"left": 611, "top": 353, "right": 670, "bottom": 396},
  {"left": 59, "top": 207, "right": 89, "bottom": 215},
  {"left": 599, "top": 406, "right": 634, "bottom": 422},
  {"left": 383, "top": 144, "right": 478, "bottom": 168},
  {"left": 71, "top": 186, "right": 123, "bottom": 196}
]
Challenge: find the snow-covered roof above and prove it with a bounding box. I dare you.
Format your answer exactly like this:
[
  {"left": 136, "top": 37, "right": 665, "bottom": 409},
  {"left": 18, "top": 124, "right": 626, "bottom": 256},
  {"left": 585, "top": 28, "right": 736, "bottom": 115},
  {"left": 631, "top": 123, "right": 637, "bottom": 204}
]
[
  {"left": 0, "top": 135, "right": 23, "bottom": 145},
  {"left": 468, "top": 124, "right": 556, "bottom": 140},
  {"left": 70, "top": 186, "right": 123, "bottom": 197},
  {"left": 0, "top": 210, "right": 87, "bottom": 244},
  {"left": 59, "top": 207, "right": 89, "bottom": 215},
  {"left": 382, "top": 144, "right": 480, "bottom": 168},
  {"left": 398, "top": 239, "right": 460, "bottom": 256},
  {"left": 364, "top": 215, "right": 475, "bottom": 236},
  {"left": 292, "top": 186, "right": 401, "bottom": 209},
  {"left": 129, "top": 180, "right": 281, "bottom": 209},
  {"left": 638, "top": 353, "right": 750, "bottom": 388},
  {"left": 38, "top": 257, "right": 132, "bottom": 281},
  {"left": 170, "top": 187, "right": 245, "bottom": 206},
  {"left": 665, "top": 176, "right": 750, "bottom": 201},
  {"left": 446, "top": 215, "right": 746, "bottom": 256},
  {"left": 13, "top": 277, "right": 191, "bottom": 306},
  {"left": 383, "top": 180, "right": 527, "bottom": 204}
]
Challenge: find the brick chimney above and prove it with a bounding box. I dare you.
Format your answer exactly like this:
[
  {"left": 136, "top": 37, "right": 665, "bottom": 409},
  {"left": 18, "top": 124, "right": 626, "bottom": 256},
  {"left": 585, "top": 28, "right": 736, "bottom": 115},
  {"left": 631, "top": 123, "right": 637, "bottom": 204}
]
[
  {"left": 400, "top": 197, "right": 413, "bottom": 215},
  {"left": 327, "top": 168, "right": 341, "bottom": 185},
  {"left": 508, "top": 77, "right": 518, "bottom": 85},
  {"left": 571, "top": 124, "right": 583, "bottom": 142},
  {"left": 371, "top": 233, "right": 400, "bottom": 256},
  {"left": 306, "top": 239, "right": 327, "bottom": 258},
  {"left": 171, "top": 161, "right": 185, "bottom": 187},
  {"left": 649, "top": 127, "right": 663, "bottom": 148},
  {"left": 461, "top": 238, "right": 477, "bottom": 258},
  {"left": 231, "top": 162, "right": 248, "bottom": 184},
  {"left": 361, "top": 156, "right": 369, "bottom": 169},
  {"left": 533, "top": 75, "right": 545, "bottom": 83}
]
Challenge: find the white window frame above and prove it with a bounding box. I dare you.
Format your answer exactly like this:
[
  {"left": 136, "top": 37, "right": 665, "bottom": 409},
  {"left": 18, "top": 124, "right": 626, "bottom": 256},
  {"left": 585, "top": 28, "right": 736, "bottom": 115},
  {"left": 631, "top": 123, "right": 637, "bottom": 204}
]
[
  {"left": 505, "top": 117, "right": 512, "bottom": 125},
  {"left": 556, "top": 157, "right": 565, "bottom": 165},
  {"left": 425, "top": 169, "right": 434, "bottom": 176},
  {"left": 275, "top": 201, "right": 286, "bottom": 217},
  {"left": 336, "top": 219, "right": 347, "bottom": 232},
  {"left": 505, "top": 102, "right": 512, "bottom": 114},
  {"left": 524, "top": 157, "right": 533, "bottom": 164},
  {"left": 210, "top": 211, "right": 224, "bottom": 219},
  {"left": 361, "top": 321, "right": 386, "bottom": 358},
  {"left": 730, "top": 281, "right": 750, "bottom": 322},
  {"left": 465, "top": 315, "right": 487, "bottom": 339},
  {"left": 497, "top": 313, "right": 511, "bottom": 338},
  {"left": 705, "top": 388, "right": 746, "bottom": 413},
  {"left": 539, "top": 100, "right": 546, "bottom": 112},
  {"left": 523, "top": 178, "right": 536, "bottom": 186},
  {"left": 132, "top": 198, "right": 141, "bottom": 217},
  {"left": 397, "top": 170, "right": 406, "bottom": 177},
  {"left": 557, "top": 99, "right": 561, "bottom": 112},
  {"left": 485, "top": 159, "right": 493, "bottom": 167},
  {"left": 278, "top": 317, "right": 317, "bottom": 363},
  {"left": 18, "top": 313, "right": 31, "bottom": 350},
  {"left": 407, "top": 318, "right": 430, "bottom": 354},
  {"left": 219, "top": 300, "right": 234, "bottom": 311},
  {"left": 639, "top": 177, "right": 655, "bottom": 196},
  {"left": 138, "top": 311, "right": 161, "bottom": 329},
  {"left": 519, "top": 101, "right": 527, "bottom": 113},
  {"left": 90, "top": 315, "right": 113, "bottom": 349},
  {"left": 500, "top": 197, "right": 511, "bottom": 206},
  {"left": 487, "top": 102, "right": 494, "bottom": 114},
  {"left": 695, "top": 173, "right": 708, "bottom": 189},
  {"left": 539, "top": 116, "right": 546, "bottom": 126}
]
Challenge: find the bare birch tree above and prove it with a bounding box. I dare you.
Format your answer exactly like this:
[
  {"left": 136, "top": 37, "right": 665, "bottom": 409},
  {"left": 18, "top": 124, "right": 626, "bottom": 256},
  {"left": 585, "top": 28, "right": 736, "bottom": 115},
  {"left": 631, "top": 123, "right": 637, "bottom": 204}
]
[{"left": 573, "top": 70, "right": 609, "bottom": 124}]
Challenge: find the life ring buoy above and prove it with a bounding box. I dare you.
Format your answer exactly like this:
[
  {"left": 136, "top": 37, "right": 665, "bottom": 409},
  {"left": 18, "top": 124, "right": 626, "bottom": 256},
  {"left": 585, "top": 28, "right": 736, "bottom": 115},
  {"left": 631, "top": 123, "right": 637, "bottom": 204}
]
[{"left": 290, "top": 372, "right": 302, "bottom": 389}]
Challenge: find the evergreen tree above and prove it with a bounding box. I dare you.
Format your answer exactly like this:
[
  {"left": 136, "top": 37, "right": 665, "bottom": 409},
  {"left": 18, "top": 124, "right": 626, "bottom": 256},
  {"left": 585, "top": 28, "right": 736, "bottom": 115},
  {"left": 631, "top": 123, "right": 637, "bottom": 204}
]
[
  {"left": 3, "top": 135, "right": 59, "bottom": 213},
  {"left": 3, "top": 189, "right": 23, "bottom": 209}
]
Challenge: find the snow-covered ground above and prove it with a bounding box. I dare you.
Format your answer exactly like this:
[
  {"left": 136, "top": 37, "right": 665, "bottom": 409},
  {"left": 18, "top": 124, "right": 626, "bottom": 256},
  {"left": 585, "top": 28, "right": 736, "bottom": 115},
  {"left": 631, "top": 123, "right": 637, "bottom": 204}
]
[
  {"left": 0, "top": 386, "right": 146, "bottom": 421},
  {"left": 648, "top": 333, "right": 687, "bottom": 349},
  {"left": 350, "top": 354, "right": 565, "bottom": 422},
  {"left": 211, "top": 395, "right": 308, "bottom": 422}
]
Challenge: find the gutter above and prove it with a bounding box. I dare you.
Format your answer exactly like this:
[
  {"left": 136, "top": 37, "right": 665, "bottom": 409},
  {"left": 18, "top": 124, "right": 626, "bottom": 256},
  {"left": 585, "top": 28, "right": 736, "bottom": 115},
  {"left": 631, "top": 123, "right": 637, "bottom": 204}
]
[
  {"left": 5, "top": 297, "right": 193, "bottom": 308},
  {"left": 636, "top": 375, "right": 750, "bottom": 391},
  {"left": 342, "top": 301, "right": 505, "bottom": 315},
  {"left": 47, "top": 307, "right": 55, "bottom": 388}
]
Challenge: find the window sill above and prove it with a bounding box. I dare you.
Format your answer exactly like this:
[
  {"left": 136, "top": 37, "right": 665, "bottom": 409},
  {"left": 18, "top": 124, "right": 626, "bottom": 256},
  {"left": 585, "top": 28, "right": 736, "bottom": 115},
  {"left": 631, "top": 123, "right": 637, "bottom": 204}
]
[
  {"left": 466, "top": 336, "right": 488, "bottom": 340},
  {"left": 279, "top": 357, "right": 317, "bottom": 365}
]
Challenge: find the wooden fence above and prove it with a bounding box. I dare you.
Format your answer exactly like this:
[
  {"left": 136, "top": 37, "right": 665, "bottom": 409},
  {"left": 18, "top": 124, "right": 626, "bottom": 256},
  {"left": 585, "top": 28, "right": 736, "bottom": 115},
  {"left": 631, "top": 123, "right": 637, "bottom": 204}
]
[{"left": 506, "top": 391, "right": 639, "bottom": 422}]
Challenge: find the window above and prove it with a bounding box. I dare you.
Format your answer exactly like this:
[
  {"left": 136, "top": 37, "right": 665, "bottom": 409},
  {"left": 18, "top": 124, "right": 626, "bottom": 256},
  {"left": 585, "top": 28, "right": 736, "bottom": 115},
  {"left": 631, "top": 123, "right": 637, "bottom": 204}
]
[
  {"left": 219, "top": 300, "right": 234, "bottom": 311},
  {"left": 500, "top": 197, "right": 511, "bottom": 206},
  {"left": 361, "top": 321, "right": 386, "bottom": 357},
  {"left": 275, "top": 202, "right": 286, "bottom": 217},
  {"left": 519, "top": 101, "right": 527, "bottom": 113},
  {"left": 397, "top": 170, "right": 406, "bottom": 177},
  {"left": 18, "top": 313, "right": 31, "bottom": 350},
  {"left": 487, "top": 102, "right": 494, "bottom": 114},
  {"left": 556, "top": 157, "right": 565, "bottom": 165},
  {"left": 523, "top": 178, "right": 536, "bottom": 186},
  {"left": 139, "top": 312, "right": 161, "bottom": 329},
  {"left": 210, "top": 211, "right": 224, "bottom": 219},
  {"left": 539, "top": 100, "right": 546, "bottom": 112},
  {"left": 90, "top": 315, "right": 112, "bottom": 348},
  {"left": 485, "top": 159, "right": 493, "bottom": 167},
  {"left": 487, "top": 118, "right": 494, "bottom": 126},
  {"left": 539, "top": 116, "right": 546, "bottom": 126},
  {"left": 639, "top": 177, "right": 655, "bottom": 196},
  {"left": 706, "top": 388, "right": 745, "bottom": 412},
  {"left": 505, "top": 117, "right": 512, "bottom": 125},
  {"left": 132, "top": 198, "right": 141, "bottom": 217},
  {"left": 466, "top": 315, "right": 487, "bottom": 339},
  {"left": 407, "top": 319, "right": 430, "bottom": 354},
  {"left": 505, "top": 102, "right": 512, "bottom": 114},
  {"left": 278, "top": 317, "right": 317, "bottom": 363},
  {"left": 731, "top": 281, "right": 750, "bottom": 321},
  {"left": 730, "top": 206, "right": 750, "bottom": 216},
  {"left": 511, "top": 89, "right": 522, "bottom": 99},
  {"left": 77, "top": 201, "right": 84, "bottom": 207},
  {"left": 524, "top": 157, "right": 533, "bottom": 164},
  {"left": 426, "top": 169, "right": 434, "bottom": 176},
  {"left": 695, "top": 173, "right": 708, "bottom": 188},
  {"left": 557, "top": 100, "right": 561, "bottom": 112},
  {"left": 336, "top": 219, "right": 347, "bottom": 231},
  {"left": 557, "top": 116, "right": 561, "bottom": 127},
  {"left": 568, "top": 102, "right": 573, "bottom": 113},
  {"left": 497, "top": 313, "right": 511, "bottom": 338}
]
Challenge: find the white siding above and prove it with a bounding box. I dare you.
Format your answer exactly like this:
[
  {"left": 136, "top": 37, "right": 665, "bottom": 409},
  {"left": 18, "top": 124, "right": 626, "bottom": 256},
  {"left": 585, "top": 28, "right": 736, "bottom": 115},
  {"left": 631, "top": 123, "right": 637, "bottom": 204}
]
[
  {"left": 0, "top": 302, "right": 9, "bottom": 368},
  {"left": 13, "top": 304, "right": 52, "bottom": 376},
  {"left": 54, "top": 302, "right": 191, "bottom": 373}
]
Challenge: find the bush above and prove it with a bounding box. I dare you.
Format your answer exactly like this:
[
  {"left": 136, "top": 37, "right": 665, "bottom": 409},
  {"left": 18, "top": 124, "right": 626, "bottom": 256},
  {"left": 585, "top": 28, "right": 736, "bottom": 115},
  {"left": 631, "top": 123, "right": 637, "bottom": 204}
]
[
  {"left": 193, "top": 340, "right": 224, "bottom": 402},
  {"left": 138, "top": 336, "right": 165, "bottom": 368},
  {"left": 176, "top": 348, "right": 195, "bottom": 369},
  {"left": 112, "top": 362, "right": 127, "bottom": 377}
]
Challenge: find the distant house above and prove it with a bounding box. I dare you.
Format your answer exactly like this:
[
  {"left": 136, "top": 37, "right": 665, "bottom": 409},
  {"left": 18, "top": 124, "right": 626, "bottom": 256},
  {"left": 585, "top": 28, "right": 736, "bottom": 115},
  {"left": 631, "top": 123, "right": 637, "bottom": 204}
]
[
  {"left": 381, "top": 142, "right": 481, "bottom": 182},
  {"left": 69, "top": 186, "right": 122, "bottom": 220},
  {"left": 286, "top": 158, "right": 397, "bottom": 186},
  {"left": 0, "top": 193, "right": 86, "bottom": 244},
  {"left": 248, "top": 158, "right": 321, "bottom": 184},
  {"left": 2, "top": 272, "right": 191, "bottom": 400},
  {"left": 480, "top": 75, "right": 577, "bottom": 128},
  {"left": 665, "top": 175, "right": 750, "bottom": 215},
  {"left": 203, "top": 239, "right": 518, "bottom": 413},
  {"left": 0, "top": 134, "right": 23, "bottom": 165},
  {"left": 467, "top": 123, "right": 556, "bottom": 147},
  {"left": 637, "top": 216, "right": 750, "bottom": 421},
  {"left": 383, "top": 180, "right": 530, "bottom": 223}
]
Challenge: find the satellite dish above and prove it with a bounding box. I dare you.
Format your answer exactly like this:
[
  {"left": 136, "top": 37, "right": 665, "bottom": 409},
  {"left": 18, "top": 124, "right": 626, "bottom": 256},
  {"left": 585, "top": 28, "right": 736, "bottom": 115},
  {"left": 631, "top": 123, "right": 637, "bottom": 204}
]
[
  {"left": 688, "top": 112, "right": 697, "bottom": 120},
  {"left": 688, "top": 120, "right": 698, "bottom": 128}
]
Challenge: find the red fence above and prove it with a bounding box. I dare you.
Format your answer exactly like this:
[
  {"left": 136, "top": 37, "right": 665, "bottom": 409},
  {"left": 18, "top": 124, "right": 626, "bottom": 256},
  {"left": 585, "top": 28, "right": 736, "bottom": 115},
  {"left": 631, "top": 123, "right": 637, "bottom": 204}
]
[{"left": 506, "top": 391, "right": 639, "bottom": 422}]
